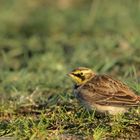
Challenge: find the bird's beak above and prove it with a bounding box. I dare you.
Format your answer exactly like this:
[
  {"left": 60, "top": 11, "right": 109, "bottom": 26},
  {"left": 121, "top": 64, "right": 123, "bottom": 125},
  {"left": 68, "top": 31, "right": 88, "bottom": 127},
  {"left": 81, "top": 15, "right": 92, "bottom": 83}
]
[{"left": 67, "top": 72, "right": 73, "bottom": 77}]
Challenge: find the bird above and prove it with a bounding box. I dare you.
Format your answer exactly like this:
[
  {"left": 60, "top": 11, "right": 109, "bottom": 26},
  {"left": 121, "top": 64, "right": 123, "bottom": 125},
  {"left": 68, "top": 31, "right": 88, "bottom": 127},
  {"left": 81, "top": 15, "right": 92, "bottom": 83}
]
[{"left": 68, "top": 67, "right": 140, "bottom": 115}]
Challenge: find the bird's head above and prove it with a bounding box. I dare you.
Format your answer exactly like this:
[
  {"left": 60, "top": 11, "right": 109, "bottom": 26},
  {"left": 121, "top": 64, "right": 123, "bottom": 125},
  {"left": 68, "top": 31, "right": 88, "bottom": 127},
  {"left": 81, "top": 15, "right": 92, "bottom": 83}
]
[{"left": 68, "top": 67, "right": 95, "bottom": 85}]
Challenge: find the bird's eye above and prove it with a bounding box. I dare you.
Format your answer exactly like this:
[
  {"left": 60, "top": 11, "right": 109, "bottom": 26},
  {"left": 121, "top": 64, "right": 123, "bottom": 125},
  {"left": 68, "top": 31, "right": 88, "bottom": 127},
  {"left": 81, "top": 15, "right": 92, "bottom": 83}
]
[{"left": 80, "top": 72, "right": 83, "bottom": 75}]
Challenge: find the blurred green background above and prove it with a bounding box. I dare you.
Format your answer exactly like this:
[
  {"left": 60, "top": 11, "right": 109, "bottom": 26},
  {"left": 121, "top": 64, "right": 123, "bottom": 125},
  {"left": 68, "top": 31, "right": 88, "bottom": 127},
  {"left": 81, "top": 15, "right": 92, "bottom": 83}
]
[
  {"left": 0, "top": 0, "right": 140, "bottom": 104},
  {"left": 0, "top": 0, "right": 140, "bottom": 139}
]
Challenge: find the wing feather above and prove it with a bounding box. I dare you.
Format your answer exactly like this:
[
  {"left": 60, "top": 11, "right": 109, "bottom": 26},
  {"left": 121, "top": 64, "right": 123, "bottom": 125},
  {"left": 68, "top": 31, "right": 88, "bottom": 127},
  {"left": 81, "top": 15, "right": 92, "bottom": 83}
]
[{"left": 77, "top": 75, "right": 140, "bottom": 107}]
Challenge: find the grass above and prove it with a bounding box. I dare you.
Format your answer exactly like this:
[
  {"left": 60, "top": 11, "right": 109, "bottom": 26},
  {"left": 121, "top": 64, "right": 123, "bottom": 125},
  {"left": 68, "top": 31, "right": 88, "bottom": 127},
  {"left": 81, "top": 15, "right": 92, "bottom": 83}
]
[{"left": 0, "top": 0, "right": 140, "bottom": 139}]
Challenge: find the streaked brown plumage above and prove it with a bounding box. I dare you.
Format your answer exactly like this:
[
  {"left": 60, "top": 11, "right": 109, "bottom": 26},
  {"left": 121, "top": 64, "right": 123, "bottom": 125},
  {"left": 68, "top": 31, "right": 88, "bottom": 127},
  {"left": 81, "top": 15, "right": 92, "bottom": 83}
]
[{"left": 68, "top": 67, "right": 140, "bottom": 115}]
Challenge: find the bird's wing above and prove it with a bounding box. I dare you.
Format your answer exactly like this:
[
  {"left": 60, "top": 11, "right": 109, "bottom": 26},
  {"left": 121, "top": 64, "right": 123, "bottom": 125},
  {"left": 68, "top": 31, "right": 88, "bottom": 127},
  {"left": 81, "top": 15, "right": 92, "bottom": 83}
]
[{"left": 78, "top": 75, "right": 140, "bottom": 107}]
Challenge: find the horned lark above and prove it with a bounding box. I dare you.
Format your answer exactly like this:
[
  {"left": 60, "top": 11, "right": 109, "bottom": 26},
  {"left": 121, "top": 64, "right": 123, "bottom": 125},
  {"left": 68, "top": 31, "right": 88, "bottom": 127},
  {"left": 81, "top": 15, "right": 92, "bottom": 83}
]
[{"left": 68, "top": 67, "right": 140, "bottom": 115}]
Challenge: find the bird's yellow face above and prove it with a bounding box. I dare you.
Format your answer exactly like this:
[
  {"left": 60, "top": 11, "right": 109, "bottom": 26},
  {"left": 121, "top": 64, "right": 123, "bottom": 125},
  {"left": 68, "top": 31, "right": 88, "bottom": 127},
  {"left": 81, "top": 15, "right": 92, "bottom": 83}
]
[{"left": 68, "top": 67, "right": 95, "bottom": 85}]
